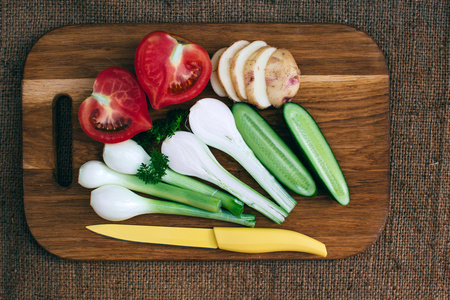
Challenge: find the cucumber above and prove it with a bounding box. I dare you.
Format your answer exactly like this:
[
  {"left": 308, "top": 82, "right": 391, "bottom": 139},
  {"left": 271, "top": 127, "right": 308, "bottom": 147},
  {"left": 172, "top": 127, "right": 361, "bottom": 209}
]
[
  {"left": 232, "top": 102, "right": 316, "bottom": 197},
  {"left": 283, "top": 102, "right": 350, "bottom": 206}
]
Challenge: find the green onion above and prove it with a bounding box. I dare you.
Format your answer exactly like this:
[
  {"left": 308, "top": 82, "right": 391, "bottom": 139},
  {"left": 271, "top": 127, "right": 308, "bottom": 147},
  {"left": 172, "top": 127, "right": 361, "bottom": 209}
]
[
  {"left": 90, "top": 185, "right": 255, "bottom": 227},
  {"left": 189, "top": 98, "right": 297, "bottom": 213},
  {"left": 78, "top": 160, "right": 221, "bottom": 213},
  {"left": 102, "top": 140, "right": 244, "bottom": 216},
  {"left": 161, "top": 131, "right": 287, "bottom": 224}
]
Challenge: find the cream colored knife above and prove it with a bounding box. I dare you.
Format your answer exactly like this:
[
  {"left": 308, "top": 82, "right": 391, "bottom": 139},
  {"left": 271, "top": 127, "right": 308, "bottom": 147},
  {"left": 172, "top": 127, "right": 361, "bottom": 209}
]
[{"left": 86, "top": 224, "right": 327, "bottom": 257}]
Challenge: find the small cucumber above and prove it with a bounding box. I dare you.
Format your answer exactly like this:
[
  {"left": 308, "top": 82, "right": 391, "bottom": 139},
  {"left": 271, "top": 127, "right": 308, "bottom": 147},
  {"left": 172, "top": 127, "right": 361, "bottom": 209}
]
[
  {"left": 283, "top": 103, "right": 350, "bottom": 206},
  {"left": 232, "top": 102, "right": 316, "bottom": 197}
]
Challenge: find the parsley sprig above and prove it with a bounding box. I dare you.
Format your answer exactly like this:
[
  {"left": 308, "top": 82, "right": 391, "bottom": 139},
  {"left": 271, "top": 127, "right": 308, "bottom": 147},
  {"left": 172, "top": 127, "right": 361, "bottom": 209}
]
[
  {"left": 134, "top": 109, "right": 188, "bottom": 149},
  {"left": 136, "top": 148, "right": 169, "bottom": 185}
]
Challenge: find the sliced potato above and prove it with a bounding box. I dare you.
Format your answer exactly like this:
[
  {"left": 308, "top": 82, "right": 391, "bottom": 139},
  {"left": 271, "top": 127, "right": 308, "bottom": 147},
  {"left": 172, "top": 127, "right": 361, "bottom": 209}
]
[
  {"left": 210, "top": 47, "right": 228, "bottom": 97},
  {"left": 218, "top": 40, "right": 249, "bottom": 102},
  {"left": 230, "top": 40, "right": 267, "bottom": 101},
  {"left": 243, "top": 46, "right": 277, "bottom": 109},
  {"left": 265, "top": 49, "right": 301, "bottom": 107}
]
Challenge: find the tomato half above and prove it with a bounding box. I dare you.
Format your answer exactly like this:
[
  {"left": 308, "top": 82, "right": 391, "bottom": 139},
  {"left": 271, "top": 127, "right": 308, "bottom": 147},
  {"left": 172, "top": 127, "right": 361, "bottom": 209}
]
[
  {"left": 135, "top": 31, "right": 212, "bottom": 110},
  {"left": 78, "top": 67, "right": 153, "bottom": 143}
]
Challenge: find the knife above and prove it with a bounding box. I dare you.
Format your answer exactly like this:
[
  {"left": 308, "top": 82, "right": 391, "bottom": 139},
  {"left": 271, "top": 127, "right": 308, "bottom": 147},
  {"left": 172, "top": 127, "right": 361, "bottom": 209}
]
[{"left": 86, "top": 224, "right": 327, "bottom": 257}]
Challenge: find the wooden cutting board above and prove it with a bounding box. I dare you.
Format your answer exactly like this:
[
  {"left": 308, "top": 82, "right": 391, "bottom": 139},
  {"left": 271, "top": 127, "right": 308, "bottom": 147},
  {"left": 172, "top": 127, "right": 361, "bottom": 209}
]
[{"left": 22, "top": 23, "right": 390, "bottom": 260}]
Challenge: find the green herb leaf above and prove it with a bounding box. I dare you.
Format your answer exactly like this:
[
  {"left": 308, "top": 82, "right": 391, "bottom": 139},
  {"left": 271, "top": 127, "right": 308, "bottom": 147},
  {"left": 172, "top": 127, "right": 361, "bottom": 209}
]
[
  {"left": 134, "top": 109, "right": 188, "bottom": 148},
  {"left": 136, "top": 148, "right": 169, "bottom": 185}
]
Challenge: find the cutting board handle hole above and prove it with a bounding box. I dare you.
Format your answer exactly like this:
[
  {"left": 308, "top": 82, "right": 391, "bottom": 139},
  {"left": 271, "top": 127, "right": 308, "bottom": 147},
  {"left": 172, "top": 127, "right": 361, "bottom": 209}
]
[{"left": 53, "top": 94, "right": 73, "bottom": 187}]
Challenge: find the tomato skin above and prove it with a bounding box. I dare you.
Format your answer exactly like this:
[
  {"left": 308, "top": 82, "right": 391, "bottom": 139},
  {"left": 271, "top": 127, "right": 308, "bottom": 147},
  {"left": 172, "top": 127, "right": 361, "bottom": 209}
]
[
  {"left": 135, "top": 31, "right": 212, "bottom": 110},
  {"left": 78, "top": 67, "right": 152, "bottom": 144}
]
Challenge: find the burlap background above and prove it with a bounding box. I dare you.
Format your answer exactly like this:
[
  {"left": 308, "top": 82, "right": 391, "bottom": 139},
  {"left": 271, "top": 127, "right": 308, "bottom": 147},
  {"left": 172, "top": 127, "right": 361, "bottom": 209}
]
[{"left": 1, "top": 0, "right": 448, "bottom": 299}]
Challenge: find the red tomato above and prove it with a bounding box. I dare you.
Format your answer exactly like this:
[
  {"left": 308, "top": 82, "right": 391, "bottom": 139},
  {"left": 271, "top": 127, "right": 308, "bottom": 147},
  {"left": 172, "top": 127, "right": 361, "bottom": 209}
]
[
  {"left": 135, "top": 31, "right": 212, "bottom": 110},
  {"left": 78, "top": 67, "right": 153, "bottom": 143}
]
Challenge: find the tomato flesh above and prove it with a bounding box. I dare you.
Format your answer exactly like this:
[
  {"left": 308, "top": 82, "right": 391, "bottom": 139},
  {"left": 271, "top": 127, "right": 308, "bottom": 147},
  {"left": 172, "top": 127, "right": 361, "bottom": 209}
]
[
  {"left": 78, "top": 67, "right": 152, "bottom": 143},
  {"left": 135, "top": 31, "right": 212, "bottom": 110}
]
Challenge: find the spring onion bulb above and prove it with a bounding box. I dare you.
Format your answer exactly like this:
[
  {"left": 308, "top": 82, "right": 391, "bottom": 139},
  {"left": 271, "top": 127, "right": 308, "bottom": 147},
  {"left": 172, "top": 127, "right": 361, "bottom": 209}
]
[
  {"left": 90, "top": 185, "right": 255, "bottom": 227},
  {"left": 161, "top": 131, "right": 287, "bottom": 224},
  {"left": 102, "top": 139, "right": 244, "bottom": 216},
  {"left": 189, "top": 98, "right": 297, "bottom": 213},
  {"left": 78, "top": 160, "right": 220, "bottom": 213}
]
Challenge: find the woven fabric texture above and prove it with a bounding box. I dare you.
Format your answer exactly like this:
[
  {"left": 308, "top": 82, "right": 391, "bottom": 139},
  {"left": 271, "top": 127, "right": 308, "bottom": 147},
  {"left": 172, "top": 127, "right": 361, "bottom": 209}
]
[{"left": 1, "top": 0, "right": 449, "bottom": 299}]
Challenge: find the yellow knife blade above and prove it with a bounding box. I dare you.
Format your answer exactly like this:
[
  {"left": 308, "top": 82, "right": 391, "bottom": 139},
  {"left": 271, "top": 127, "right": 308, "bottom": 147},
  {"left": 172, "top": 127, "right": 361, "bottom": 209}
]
[
  {"left": 86, "top": 224, "right": 218, "bottom": 249},
  {"left": 86, "top": 224, "right": 327, "bottom": 257}
]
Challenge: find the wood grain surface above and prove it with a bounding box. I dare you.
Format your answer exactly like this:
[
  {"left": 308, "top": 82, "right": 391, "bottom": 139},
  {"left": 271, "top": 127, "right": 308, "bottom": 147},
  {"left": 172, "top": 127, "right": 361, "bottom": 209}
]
[{"left": 22, "top": 23, "right": 390, "bottom": 260}]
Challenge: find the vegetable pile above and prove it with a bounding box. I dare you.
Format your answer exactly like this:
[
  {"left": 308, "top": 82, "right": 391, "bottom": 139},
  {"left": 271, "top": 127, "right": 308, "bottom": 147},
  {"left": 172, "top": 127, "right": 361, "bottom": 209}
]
[{"left": 77, "top": 31, "right": 350, "bottom": 228}]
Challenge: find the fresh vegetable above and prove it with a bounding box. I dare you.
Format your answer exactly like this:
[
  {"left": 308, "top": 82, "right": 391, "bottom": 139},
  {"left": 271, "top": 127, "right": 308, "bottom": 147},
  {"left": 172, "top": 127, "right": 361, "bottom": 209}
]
[
  {"left": 283, "top": 102, "right": 350, "bottom": 205},
  {"left": 189, "top": 98, "right": 297, "bottom": 213},
  {"left": 211, "top": 40, "right": 301, "bottom": 110},
  {"left": 78, "top": 160, "right": 221, "bottom": 213},
  {"left": 161, "top": 131, "right": 287, "bottom": 224},
  {"left": 217, "top": 40, "right": 249, "bottom": 102},
  {"left": 133, "top": 109, "right": 188, "bottom": 149},
  {"left": 78, "top": 67, "right": 153, "bottom": 143},
  {"left": 243, "top": 46, "right": 277, "bottom": 109},
  {"left": 232, "top": 102, "right": 316, "bottom": 197},
  {"left": 102, "top": 139, "right": 244, "bottom": 216},
  {"left": 136, "top": 148, "right": 169, "bottom": 185},
  {"left": 135, "top": 31, "right": 212, "bottom": 110},
  {"left": 210, "top": 47, "right": 228, "bottom": 97},
  {"left": 230, "top": 40, "right": 267, "bottom": 101},
  {"left": 264, "top": 49, "right": 300, "bottom": 107},
  {"left": 90, "top": 185, "right": 256, "bottom": 227}
]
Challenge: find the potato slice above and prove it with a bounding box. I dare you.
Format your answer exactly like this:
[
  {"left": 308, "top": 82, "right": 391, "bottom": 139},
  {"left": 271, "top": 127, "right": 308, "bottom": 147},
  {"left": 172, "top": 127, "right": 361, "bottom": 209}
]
[
  {"left": 265, "top": 49, "right": 301, "bottom": 107},
  {"left": 210, "top": 47, "right": 228, "bottom": 97},
  {"left": 218, "top": 40, "right": 249, "bottom": 102},
  {"left": 230, "top": 41, "right": 267, "bottom": 101},
  {"left": 243, "top": 46, "right": 277, "bottom": 109}
]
